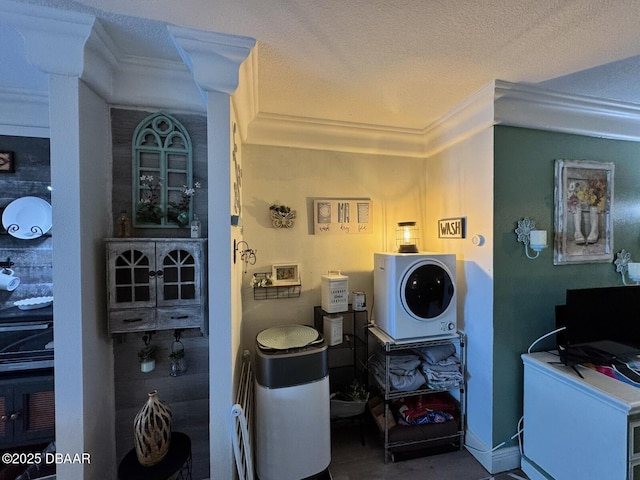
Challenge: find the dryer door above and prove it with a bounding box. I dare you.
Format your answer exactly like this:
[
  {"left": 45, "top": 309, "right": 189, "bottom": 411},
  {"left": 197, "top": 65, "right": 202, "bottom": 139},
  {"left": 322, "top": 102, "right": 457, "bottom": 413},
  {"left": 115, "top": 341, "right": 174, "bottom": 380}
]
[{"left": 400, "top": 260, "right": 455, "bottom": 321}]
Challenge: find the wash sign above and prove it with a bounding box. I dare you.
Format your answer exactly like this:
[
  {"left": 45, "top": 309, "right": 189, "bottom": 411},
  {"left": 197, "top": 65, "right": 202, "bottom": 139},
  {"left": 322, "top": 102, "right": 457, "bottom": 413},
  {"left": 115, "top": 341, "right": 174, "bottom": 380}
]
[{"left": 438, "top": 217, "right": 466, "bottom": 239}]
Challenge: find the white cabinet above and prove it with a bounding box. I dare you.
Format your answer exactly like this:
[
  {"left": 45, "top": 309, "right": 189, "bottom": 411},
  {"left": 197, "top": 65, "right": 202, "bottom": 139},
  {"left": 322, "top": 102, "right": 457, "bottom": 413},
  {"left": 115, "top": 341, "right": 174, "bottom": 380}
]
[
  {"left": 106, "top": 238, "right": 207, "bottom": 334},
  {"left": 522, "top": 352, "right": 640, "bottom": 480}
]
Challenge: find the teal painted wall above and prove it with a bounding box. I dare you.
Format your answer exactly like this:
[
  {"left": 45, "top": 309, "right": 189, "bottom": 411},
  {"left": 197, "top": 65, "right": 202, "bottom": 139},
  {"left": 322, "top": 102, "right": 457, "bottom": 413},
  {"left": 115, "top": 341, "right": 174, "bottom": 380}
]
[{"left": 493, "top": 125, "right": 640, "bottom": 442}]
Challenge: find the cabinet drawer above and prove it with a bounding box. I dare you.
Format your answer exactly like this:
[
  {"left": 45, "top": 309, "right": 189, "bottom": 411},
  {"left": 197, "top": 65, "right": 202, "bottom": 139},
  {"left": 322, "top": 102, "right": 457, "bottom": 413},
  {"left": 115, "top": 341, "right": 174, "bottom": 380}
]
[
  {"left": 109, "top": 309, "right": 156, "bottom": 333},
  {"left": 157, "top": 307, "right": 202, "bottom": 329}
]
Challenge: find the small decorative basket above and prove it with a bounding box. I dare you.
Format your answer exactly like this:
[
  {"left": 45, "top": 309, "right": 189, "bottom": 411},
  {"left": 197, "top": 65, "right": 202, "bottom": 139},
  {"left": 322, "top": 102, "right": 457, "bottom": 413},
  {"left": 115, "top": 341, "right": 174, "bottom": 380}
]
[{"left": 270, "top": 209, "right": 296, "bottom": 228}]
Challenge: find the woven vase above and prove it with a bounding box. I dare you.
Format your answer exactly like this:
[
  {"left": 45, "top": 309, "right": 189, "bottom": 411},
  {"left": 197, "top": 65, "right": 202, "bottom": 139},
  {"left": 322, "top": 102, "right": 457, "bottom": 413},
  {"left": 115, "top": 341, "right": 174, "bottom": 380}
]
[{"left": 133, "top": 390, "right": 172, "bottom": 466}]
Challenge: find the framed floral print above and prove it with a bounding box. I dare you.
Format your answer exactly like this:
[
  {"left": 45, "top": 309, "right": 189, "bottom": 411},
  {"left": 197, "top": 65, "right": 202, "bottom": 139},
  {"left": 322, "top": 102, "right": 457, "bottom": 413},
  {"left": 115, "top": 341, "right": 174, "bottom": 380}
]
[{"left": 554, "top": 159, "right": 614, "bottom": 265}]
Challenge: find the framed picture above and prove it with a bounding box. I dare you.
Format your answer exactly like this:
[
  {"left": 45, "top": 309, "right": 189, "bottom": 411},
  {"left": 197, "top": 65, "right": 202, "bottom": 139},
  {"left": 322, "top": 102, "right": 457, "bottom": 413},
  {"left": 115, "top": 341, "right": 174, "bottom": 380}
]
[
  {"left": 554, "top": 159, "right": 614, "bottom": 265},
  {"left": 0, "top": 152, "right": 14, "bottom": 173},
  {"left": 313, "top": 198, "right": 372, "bottom": 234},
  {"left": 271, "top": 263, "right": 300, "bottom": 285}
]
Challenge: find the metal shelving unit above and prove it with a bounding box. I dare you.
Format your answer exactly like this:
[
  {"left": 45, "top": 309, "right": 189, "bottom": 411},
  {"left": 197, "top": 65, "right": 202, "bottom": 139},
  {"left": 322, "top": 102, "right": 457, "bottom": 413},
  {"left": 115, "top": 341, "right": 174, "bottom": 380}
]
[
  {"left": 313, "top": 306, "right": 368, "bottom": 392},
  {"left": 368, "top": 326, "right": 466, "bottom": 462}
]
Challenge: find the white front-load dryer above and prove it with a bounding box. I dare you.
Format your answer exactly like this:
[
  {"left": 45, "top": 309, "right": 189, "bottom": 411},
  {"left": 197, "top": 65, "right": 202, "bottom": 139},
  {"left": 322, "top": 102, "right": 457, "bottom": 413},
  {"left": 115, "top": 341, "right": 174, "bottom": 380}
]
[{"left": 373, "top": 252, "right": 457, "bottom": 340}]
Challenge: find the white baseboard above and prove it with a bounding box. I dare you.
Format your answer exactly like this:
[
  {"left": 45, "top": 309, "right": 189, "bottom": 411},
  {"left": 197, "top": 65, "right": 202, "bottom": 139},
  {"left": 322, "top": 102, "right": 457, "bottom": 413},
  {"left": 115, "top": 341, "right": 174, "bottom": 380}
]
[{"left": 464, "top": 429, "right": 522, "bottom": 474}]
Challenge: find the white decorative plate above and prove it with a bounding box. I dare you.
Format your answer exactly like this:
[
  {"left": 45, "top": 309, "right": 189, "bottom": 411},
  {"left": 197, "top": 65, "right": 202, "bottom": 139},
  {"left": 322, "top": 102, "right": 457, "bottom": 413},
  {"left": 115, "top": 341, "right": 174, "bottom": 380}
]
[
  {"left": 14, "top": 296, "right": 54, "bottom": 310},
  {"left": 257, "top": 324, "right": 320, "bottom": 350},
  {"left": 2, "top": 196, "right": 52, "bottom": 240}
]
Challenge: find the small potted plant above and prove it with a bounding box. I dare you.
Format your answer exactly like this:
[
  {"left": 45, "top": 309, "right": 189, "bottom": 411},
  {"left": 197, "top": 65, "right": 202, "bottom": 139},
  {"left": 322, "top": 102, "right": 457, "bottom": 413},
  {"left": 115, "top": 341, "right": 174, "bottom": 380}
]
[
  {"left": 251, "top": 274, "right": 273, "bottom": 288},
  {"left": 138, "top": 344, "right": 157, "bottom": 373},
  {"left": 269, "top": 204, "right": 296, "bottom": 228},
  {"left": 167, "top": 182, "right": 202, "bottom": 227}
]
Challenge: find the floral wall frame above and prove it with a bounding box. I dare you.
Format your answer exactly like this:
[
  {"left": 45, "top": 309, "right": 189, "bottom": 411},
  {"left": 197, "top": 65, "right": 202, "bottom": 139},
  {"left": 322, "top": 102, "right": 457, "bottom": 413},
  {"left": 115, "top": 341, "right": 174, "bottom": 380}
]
[{"left": 554, "top": 159, "right": 614, "bottom": 265}]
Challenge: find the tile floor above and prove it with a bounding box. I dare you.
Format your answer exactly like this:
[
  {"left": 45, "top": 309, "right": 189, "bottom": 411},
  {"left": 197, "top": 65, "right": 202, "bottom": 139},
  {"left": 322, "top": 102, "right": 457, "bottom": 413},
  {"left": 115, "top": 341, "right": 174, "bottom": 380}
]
[{"left": 329, "top": 418, "right": 529, "bottom": 480}]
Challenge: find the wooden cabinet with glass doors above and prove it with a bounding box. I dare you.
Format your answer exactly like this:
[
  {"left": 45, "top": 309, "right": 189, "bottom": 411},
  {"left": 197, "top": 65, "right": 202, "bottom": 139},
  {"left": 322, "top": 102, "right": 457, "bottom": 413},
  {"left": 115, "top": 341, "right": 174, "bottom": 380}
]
[{"left": 106, "top": 238, "right": 207, "bottom": 334}]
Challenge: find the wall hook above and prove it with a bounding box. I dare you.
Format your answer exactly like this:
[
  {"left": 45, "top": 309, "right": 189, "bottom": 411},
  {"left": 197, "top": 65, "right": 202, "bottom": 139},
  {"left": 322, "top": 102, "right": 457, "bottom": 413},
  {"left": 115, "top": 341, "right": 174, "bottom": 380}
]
[
  {"left": 233, "top": 239, "right": 257, "bottom": 273},
  {"left": 141, "top": 332, "right": 155, "bottom": 346}
]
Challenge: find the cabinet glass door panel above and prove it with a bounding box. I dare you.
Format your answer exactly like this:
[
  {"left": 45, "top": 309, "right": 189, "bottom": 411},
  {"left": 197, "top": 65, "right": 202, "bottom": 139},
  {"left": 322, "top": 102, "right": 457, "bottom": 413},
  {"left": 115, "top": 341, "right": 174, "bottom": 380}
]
[
  {"left": 164, "top": 285, "right": 179, "bottom": 299},
  {"left": 182, "top": 266, "right": 195, "bottom": 282},
  {"left": 181, "top": 284, "right": 196, "bottom": 299},
  {"left": 108, "top": 243, "right": 156, "bottom": 309},
  {"left": 134, "top": 286, "right": 151, "bottom": 302},
  {"left": 134, "top": 266, "right": 150, "bottom": 284},
  {"left": 115, "top": 268, "right": 132, "bottom": 285},
  {"left": 157, "top": 246, "right": 200, "bottom": 306}
]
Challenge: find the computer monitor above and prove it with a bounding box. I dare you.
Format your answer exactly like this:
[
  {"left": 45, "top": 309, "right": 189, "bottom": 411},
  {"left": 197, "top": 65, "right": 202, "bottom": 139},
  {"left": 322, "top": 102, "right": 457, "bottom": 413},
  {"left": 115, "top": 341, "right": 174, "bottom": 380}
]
[{"left": 559, "top": 285, "right": 640, "bottom": 349}]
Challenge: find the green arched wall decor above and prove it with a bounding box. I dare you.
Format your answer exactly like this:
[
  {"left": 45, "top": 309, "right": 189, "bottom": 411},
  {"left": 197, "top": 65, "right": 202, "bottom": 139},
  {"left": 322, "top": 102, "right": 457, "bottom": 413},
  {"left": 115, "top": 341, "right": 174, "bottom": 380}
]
[{"left": 132, "top": 113, "right": 194, "bottom": 228}]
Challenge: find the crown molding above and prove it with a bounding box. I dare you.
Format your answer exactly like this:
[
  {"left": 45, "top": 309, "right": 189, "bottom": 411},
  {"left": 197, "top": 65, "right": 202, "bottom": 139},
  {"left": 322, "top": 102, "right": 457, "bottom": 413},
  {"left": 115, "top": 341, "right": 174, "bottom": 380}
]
[
  {"left": 110, "top": 57, "right": 204, "bottom": 113},
  {"left": 168, "top": 25, "right": 256, "bottom": 97},
  {"left": 3, "top": 4, "right": 94, "bottom": 78},
  {"left": 423, "top": 81, "right": 497, "bottom": 158},
  {"left": 0, "top": 87, "right": 49, "bottom": 137},
  {"left": 242, "top": 80, "right": 640, "bottom": 158},
  {"left": 231, "top": 47, "right": 259, "bottom": 143},
  {"left": 245, "top": 112, "right": 426, "bottom": 157},
  {"left": 494, "top": 79, "right": 640, "bottom": 142}
]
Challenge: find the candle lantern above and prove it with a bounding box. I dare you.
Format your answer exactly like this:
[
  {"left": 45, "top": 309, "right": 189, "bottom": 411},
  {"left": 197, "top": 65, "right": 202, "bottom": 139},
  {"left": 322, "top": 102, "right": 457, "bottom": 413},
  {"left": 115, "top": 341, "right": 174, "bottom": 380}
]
[{"left": 396, "top": 221, "right": 420, "bottom": 253}]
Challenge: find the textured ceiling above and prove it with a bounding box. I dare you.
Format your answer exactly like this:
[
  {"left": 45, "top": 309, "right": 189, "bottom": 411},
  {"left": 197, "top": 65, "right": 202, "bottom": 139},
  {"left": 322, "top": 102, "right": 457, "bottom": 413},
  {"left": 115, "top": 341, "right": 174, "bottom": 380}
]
[{"left": 5, "top": 0, "right": 640, "bottom": 130}]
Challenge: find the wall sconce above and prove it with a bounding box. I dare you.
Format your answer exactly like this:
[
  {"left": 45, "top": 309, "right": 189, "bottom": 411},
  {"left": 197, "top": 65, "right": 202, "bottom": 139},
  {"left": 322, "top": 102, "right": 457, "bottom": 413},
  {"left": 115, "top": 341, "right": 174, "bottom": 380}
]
[
  {"left": 614, "top": 249, "right": 640, "bottom": 285},
  {"left": 396, "top": 221, "right": 419, "bottom": 253},
  {"left": 515, "top": 217, "right": 547, "bottom": 259}
]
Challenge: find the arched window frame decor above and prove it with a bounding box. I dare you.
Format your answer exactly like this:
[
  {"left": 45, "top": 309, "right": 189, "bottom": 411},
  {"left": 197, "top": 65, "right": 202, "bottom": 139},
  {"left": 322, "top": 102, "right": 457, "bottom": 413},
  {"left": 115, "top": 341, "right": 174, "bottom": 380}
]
[{"left": 132, "top": 113, "right": 194, "bottom": 228}]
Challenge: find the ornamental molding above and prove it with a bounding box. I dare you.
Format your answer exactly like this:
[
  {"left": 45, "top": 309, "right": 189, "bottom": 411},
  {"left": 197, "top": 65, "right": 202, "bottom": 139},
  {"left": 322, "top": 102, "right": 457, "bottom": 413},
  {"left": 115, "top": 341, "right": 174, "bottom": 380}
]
[{"left": 242, "top": 80, "right": 640, "bottom": 157}]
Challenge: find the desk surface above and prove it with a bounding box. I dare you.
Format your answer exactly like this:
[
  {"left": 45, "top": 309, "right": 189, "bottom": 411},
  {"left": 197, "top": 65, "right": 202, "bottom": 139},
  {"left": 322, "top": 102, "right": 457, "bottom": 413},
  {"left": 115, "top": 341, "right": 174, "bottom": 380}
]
[{"left": 118, "top": 431, "right": 191, "bottom": 480}]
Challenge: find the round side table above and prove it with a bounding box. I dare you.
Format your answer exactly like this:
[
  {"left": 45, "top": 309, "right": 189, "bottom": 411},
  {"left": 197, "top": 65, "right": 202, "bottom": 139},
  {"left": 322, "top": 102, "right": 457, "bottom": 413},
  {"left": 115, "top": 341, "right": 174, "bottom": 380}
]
[{"left": 118, "top": 431, "right": 192, "bottom": 480}]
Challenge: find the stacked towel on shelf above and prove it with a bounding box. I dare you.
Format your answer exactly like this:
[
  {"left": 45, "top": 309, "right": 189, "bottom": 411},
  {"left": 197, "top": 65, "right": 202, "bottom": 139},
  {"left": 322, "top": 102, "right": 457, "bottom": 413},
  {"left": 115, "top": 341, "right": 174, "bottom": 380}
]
[
  {"left": 369, "top": 351, "right": 426, "bottom": 392},
  {"left": 413, "top": 342, "right": 463, "bottom": 389}
]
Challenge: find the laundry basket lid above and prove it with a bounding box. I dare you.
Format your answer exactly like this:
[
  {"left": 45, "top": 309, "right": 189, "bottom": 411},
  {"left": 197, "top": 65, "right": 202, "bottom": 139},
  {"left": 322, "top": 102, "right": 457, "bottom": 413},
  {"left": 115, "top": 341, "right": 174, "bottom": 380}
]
[{"left": 257, "top": 324, "right": 320, "bottom": 350}]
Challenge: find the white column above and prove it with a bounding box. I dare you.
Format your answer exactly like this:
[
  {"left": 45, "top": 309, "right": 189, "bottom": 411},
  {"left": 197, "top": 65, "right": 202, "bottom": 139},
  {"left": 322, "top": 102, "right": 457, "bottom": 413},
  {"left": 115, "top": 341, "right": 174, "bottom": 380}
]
[
  {"left": 169, "top": 26, "right": 255, "bottom": 479},
  {"left": 6, "top": 6, "right": 116, "bottom": 479}
]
